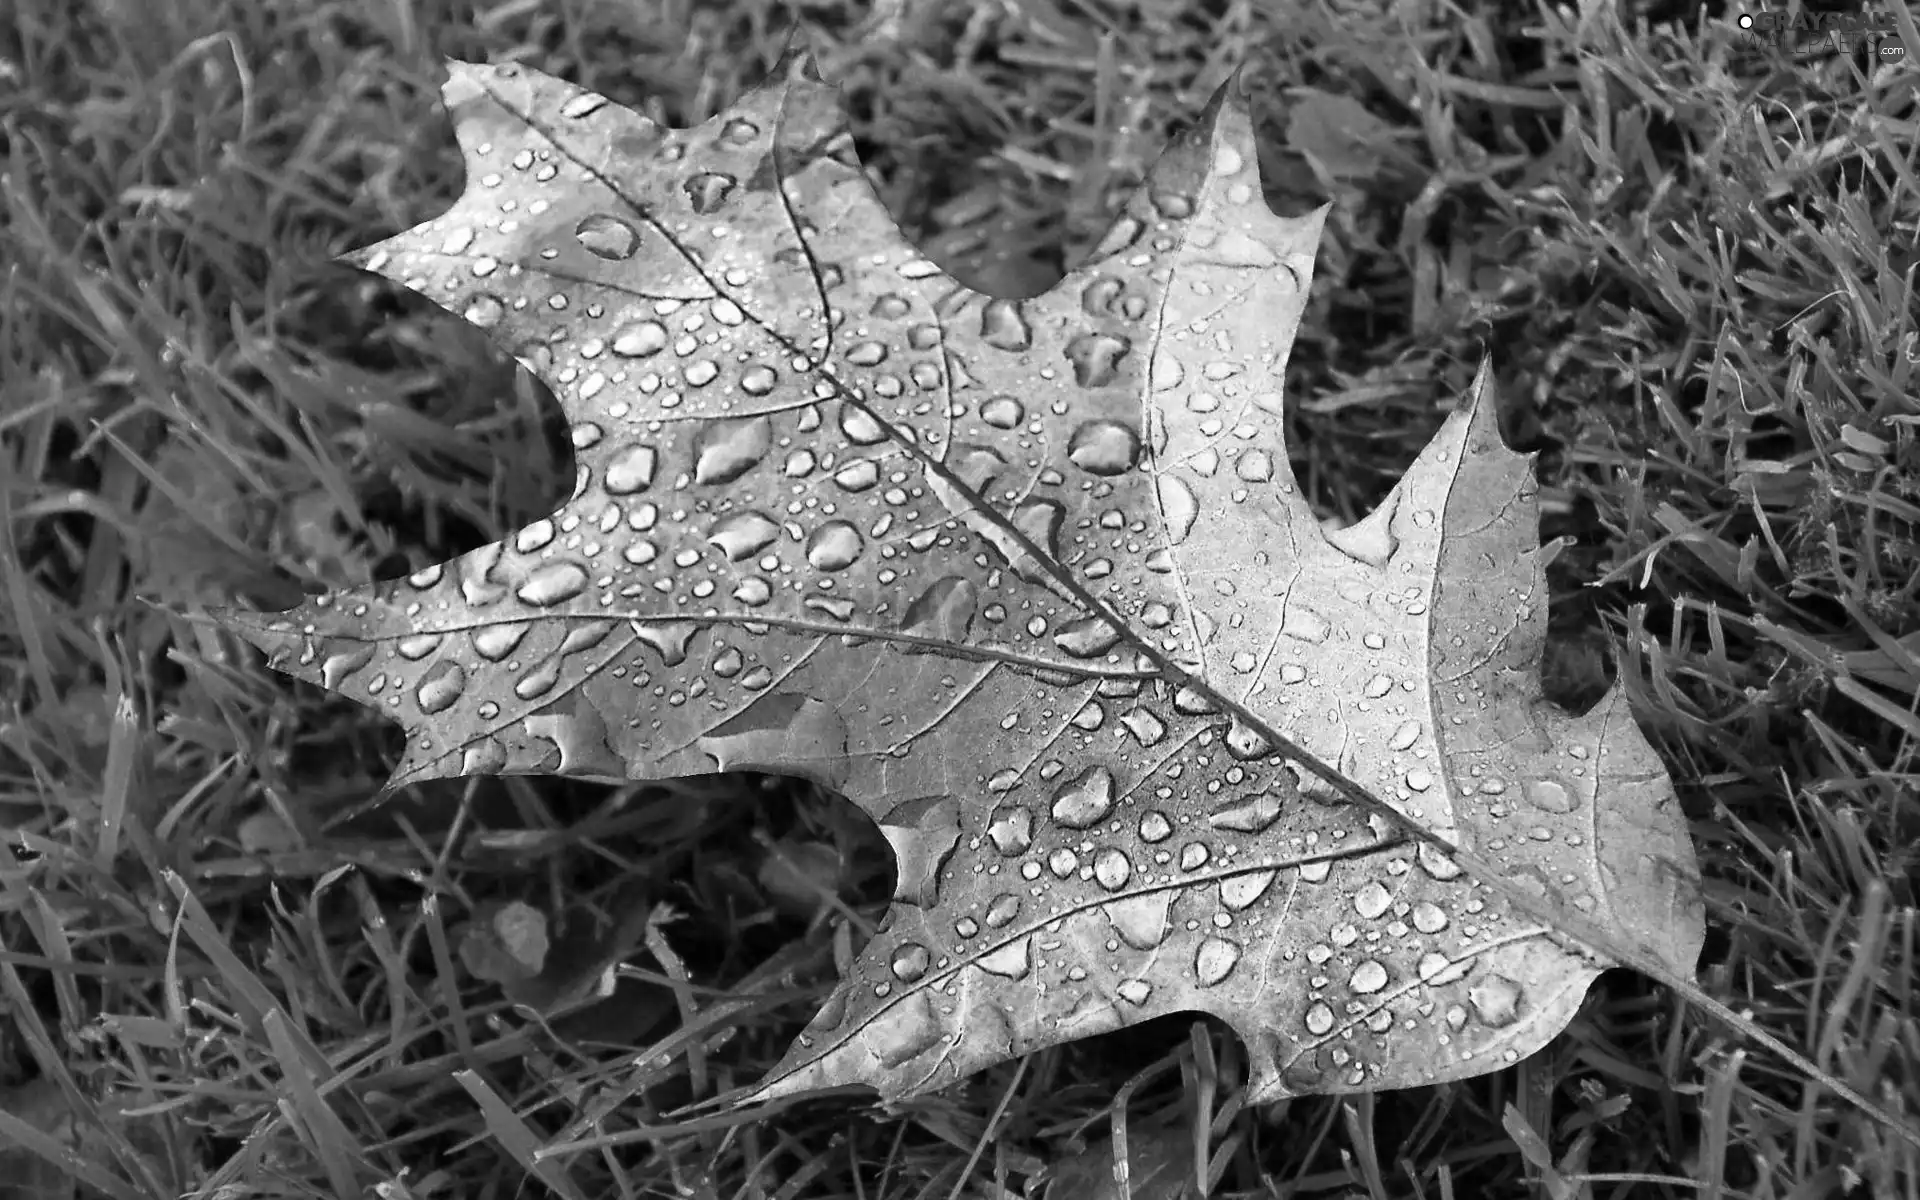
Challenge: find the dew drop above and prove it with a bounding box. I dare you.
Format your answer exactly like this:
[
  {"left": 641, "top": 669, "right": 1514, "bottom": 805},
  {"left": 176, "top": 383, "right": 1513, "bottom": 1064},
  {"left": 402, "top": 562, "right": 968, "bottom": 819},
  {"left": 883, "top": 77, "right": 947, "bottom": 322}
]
[
  {"left": 517, "top": 562, "right": 588, "bottom": 606},
  {"left": 1051, "top": 766, "right": 1115, "bottom": 828},
  {"left": 1282, "top": 606, "right": 1330, "bottom": 643},
  {"left": 708, "top": 511, "right": 781, "bottom": 561},
  {"left": 1105, "top": 893, "right": 1173, "bottom": 950},
  {"left": 1080, "top": 276, "right": 1123, "bottom": 315},
  {"left": 513, "top": 657, "right": 561, "bottom": 700},
  {"left": 611, "top": 320, "right": 669, "bottom": 357},
  {"left": 1093, "top": 848, "right": 1132, "bottom": 891},
  {"left": 1194, "top": 936, "right": 1242, "bottom": 986},
  {"left": 1352, "top": 880, "right": 1392, "bottom": 920},
  {"left": 463, "top": 293, "right": 506, "bottom": 327},
  {"left": 1151, "top": 356, "right": 1185, "bottom": 391},
  {"left": 986, "top": 805, "right": 1032, "bottom": 855},
  {"left": 1153, "top": 189, "right": 1194, "bottom": 219},
  {"left": 1120, "top": 707, "right": 1167, "bottom": 746},
  {"left": 1053, "top": 615, "right": 1123, "bottom": 658},
  {"left": 1523, "top": 778, "right": 1578, "bottom": 814},
  {"left": 1411, "top": 902, "right": 1449, "bottom": 934},
  {"left": 1416, "top": 843, "right": 1463, "bottom": 881},
  {"left": 515, "top": 520, "right": 556, "bottom": 553},
  {"left": 575, "top": 214, "right": 639, "bottom": 260},
  {"left": 684, "top": 171, "right": 736, "bottom": 213},
  {"left": 1349, "top": 959, "right": 1389, "bottom": 994},
  {"left": 1468, "top": 975, "right": 1522, "bottom": 1027},
  {"left": 1156, "top": 476, "right": 1199, "bottom": 544},
  {"left": 396, "top": 634, "right": 444, "bottom": 661},
  {"left": 472, "top": 623, "right": 529, "bottom": 661},
  {"left": 984, "top": 893, "right": 1020, "bottom": 928},
  {"left": 1224, "top": 716, "right": 1272, "bottom": 761},
  {"left": 805, "top": 521, "right": 864, "bottom": 571},
  {"left": 741, "top": 364, "right": 778, "bottom": 395},
  {"left": 839, "top": 402, "right": 887, "bottom": 445},
  {"left": 1220, "top": 870, "right": 1275, "bottom": 910},
  {"left": 1063, "top": 332, "right": 1131, "bottom": 387},
  {"left": 1234, "top": 449, "right": 1274, "bottom": 482},
  {"left": 633, "top": 619, "right": 700, "bottom": 666},
  {"left": 890, "top": 943, "right": 931, "bottom": 982},
  {"left": 1305, "top": 1001, "right": 1336, "bottom": 1036},
  {"left": 1118, "top": 980, "right": 1151, "bottom": 1005},
  {"left": 415, "top": 662, "right": 467, "bottom": 714},
  {"left": 602, "top": 445, "right": 657, "bottom": 495},
  {"left": 978, "top": 936, "right": 1033, "bottom": 979},
  {"left": 1138, "top": 811, "right": 1173, "bottom": 843},
  {"left": 898, "top": 576, "right": 977, "bottom": 645},
  {"left": 980, "top": 395, "right": 1025, "bottom": 428},
  {"left": 979, "top": 299, "right": 1032, "bottom": 351},
  {"left": 1008, "top": 498, "right": 1065, "bottom": 569},
  {"left": 692, "top": 415, "right": 772, "bottom": 485},
  {"left": 832, "top": 459, "right": 879, "bottom": 492},
  {"left": 1209, "top": 791, "right": 1283, "bottom": 834},
  {"left": 1067, "top": 420, "right": 1141, "bottom": 476}
]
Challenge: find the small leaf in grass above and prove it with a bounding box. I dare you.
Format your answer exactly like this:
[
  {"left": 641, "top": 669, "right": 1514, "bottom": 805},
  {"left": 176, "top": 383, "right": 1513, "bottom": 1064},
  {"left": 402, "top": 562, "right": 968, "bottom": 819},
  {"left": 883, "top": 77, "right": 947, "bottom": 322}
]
[
  {"left": 457, "top": 899, "right": 550, "bottom": 985},
  {"left": 1046, "top": 1118, "right": 1192, "bottom": 1200},
  {"left": 237, "top": 806, "right": 301, "bottom": 854},
  {"left": 1286, "top": 86, "right": 1407, "bottom": 182},
  {"left": 756, "top": 836, "right": 846, "bottom": 918}
]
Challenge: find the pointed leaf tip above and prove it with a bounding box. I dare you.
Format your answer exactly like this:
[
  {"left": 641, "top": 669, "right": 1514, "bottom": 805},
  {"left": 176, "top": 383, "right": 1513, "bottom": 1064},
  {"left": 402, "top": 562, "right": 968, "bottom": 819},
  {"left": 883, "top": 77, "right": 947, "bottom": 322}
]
[
  {"left": 1459, "top": 357, "right": 1520, "bottom": 459},
  {"left": 771, "top": 36, "right": 826, "bottom": 84},
  {"left": 1226, "top": 60, "right": 1258, "bottom": 101},
  {"left": 440, "top": 58, "right": 487, "bottom": 108}
]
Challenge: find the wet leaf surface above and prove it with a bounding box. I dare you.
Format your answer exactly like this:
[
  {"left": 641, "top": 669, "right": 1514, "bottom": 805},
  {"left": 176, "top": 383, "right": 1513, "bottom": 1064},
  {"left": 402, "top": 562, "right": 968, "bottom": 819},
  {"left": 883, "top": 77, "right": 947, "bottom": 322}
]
[{"left": 213, "top": 51, "right": 1704, "bottom": 1107}]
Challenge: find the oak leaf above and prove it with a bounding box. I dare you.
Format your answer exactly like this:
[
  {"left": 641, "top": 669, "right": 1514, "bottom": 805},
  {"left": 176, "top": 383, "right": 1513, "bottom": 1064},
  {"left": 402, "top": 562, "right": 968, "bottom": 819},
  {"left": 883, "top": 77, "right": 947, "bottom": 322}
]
[{"left": 213, "top": 52, "right": 1705, "bottom": 1106}]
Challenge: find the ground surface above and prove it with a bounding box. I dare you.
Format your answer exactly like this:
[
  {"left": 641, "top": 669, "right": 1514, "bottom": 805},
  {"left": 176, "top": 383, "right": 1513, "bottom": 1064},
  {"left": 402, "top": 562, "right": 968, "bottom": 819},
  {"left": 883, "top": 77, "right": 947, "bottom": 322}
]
[{"left": 2, "top": 1, "right": 1917, "bottom": 1197}]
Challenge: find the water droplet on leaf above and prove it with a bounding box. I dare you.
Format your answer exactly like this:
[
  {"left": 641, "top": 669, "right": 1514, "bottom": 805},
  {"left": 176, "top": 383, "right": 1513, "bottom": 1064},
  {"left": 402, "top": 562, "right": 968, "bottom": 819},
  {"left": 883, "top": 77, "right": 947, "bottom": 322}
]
[{"left": 575, "top": 213, "right": 639, "bottom": 259}]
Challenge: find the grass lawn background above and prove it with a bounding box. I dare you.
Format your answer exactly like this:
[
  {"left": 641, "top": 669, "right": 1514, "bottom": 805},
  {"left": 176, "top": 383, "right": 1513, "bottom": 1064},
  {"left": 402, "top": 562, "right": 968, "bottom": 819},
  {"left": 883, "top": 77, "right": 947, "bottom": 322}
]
[{"left": 2, "top": 0, "right": 1917, "bottom": 1196}]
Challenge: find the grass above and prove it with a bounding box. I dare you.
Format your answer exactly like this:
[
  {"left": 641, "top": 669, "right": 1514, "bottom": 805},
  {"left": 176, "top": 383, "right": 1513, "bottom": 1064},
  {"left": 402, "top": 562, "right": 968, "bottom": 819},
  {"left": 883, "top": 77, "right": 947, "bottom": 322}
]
[{"left": 2, "top": 0, "right": 1917, "bottom": 1196}]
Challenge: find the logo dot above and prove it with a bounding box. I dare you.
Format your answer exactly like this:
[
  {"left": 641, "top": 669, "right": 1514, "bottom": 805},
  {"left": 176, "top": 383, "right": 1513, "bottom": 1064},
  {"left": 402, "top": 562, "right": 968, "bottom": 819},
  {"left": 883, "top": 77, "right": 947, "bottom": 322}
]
[{"left": 1738, "top": 14, "right": 1753, "bottom": 28}]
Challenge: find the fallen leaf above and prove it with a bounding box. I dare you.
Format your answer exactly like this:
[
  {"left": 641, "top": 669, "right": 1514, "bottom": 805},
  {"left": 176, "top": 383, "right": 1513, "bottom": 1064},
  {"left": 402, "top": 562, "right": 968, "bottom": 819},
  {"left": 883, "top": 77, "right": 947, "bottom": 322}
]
[
  {"left": 1046, "top": 1119, "right": 1192, "bottom": 1200},
  {"left": 757, "top": 836, "right": 849, "bottom": 918},
  {"left": 236, "top": 807, "right": 302, "bottom": 854},
  {"left": 1284, "top": 86, "right": 1413, "bottom": 183},
  {"left": 213, "top": 51, "right": 1704, "bottom": 1107},
  {"left": 457, "top": 899, "right": 551, "bottom": 986}
]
